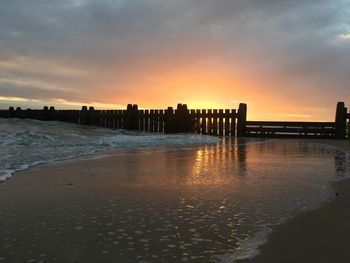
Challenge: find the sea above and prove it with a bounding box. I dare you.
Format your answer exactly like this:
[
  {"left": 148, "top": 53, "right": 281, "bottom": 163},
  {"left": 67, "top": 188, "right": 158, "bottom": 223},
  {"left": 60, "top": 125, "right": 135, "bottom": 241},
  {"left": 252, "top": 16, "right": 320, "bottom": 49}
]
[{"left": 0, "top": 118, "right": 350, "bottom": 262}]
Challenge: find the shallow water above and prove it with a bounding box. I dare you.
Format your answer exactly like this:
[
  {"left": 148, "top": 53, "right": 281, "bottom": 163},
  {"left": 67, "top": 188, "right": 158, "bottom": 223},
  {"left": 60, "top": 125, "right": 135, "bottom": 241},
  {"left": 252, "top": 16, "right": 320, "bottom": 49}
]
[
  {"left": 0, "top": 120, "right": 350, "bottom": 262},
  {"left": 0, "top": 118, "right": 219, "bottom": 182}
]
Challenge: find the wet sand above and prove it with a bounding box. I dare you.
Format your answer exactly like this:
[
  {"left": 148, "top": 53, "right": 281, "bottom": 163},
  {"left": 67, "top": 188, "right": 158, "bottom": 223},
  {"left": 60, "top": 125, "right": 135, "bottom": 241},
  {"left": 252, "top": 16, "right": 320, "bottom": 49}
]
[
  {"left": 0, "top": 147, "right": 252, "bottom": 263},
  {"left": 0, "top": 140, "right": 349, "bottom": 262},
  {"left": 239, "top": 178, "right": 350, "bottom": 263}
]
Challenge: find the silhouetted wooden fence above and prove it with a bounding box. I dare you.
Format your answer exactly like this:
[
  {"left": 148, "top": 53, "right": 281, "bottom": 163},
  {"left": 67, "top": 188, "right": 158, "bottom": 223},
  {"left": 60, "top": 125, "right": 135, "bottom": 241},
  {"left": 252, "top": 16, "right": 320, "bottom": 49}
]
[
  {"left": 347, "top": 107, "right": 350, "bottom": 139},
  {"left": 0, "top": 104, "right": 243, "bottom": 137},
  {"left": 0, "top": 102, "right": 348, "bottom": 139},
  {"left": 244, "top": 102, "right": 347, "bottom": 139},
  {"left": 245, "top": 121, "right": 336, "bottom": 138}
]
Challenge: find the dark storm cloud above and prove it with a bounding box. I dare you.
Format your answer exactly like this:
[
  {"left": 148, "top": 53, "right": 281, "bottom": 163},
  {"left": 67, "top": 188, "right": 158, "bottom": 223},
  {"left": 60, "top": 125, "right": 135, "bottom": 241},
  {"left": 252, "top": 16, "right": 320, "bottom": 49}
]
[{"left": 0, "top": 0, "right": 349, "bottom": 108}]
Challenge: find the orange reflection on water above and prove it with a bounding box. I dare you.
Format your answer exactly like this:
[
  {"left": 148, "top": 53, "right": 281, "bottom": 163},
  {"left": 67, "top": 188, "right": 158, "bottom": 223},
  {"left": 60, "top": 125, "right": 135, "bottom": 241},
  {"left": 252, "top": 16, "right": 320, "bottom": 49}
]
[{"left": 187, "top": 139, "right": 241, "bottom": 186}]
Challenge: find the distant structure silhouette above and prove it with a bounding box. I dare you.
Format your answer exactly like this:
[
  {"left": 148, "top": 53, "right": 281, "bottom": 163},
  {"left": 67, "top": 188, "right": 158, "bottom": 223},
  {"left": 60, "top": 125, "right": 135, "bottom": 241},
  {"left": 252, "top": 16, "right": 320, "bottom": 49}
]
[{"left": 0, "top": 102, "right": 348, "bottom": 139}]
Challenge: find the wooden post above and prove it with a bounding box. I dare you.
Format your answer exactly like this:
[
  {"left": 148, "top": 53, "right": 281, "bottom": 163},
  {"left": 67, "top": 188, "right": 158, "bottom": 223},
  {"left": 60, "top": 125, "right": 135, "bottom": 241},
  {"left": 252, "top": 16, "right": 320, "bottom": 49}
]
[
  {"left": 219, "top": 109, "right": 224, "bottom": 136},
  {"left": 196, "top": 110, "right": 201, "bottom": 134},
  {"left": 101, "top": 110, "right": 106, "bottom": 127},
  {"left": 164, "top": 107, "right": 175, "bottom": 133},
  {"left": 207, "top": 109, "right": 212, "bottom": 135},
  {"left": 14, "top": 107, "right": 22, "bottom": 118},
  {"left": 80, "top": 106, "right": 88, "bottom": 125},
  {"left": 9, "top": 107, "right": 15, "bottom": 118},
  {"left": 335, "top": 102, "right": 346, "bottom": 139},
  {"left": 124, "top": 104, "right": 139, "bottom": 130},
  {"left": 346, "top": 108, "right": 349, "bottom": 139},
  {"left": 182, "top": 104, "right": 191, "bottom": 133},
  {"left": 201, "top": 109, "right": 207, "bottom": 135},
  {"left": 144, "top": 110, "right": 149, "bottom": 132},
  {"left": 224, "top": 109, "right": 230, "bottom": 136},
  {"left": 153, "top": 110, "right": 159, "bottom": 132},
  {"left": 88, "top": 107, "right": 95, "bottom": 126},
  {"left": 48, "top": 106, "right": 56, "bottom": 120},
  {"left": 176, "top": 104, "right": 183, "bottom": 133},
  {"left": 213, "top": 109, "right": 218, "bottom": 135},
  {"left": 26, "top": 108, "right": 32, "bottom": 119},
  {"left": 231, "top": 109, "right": 237, "bottom": 137},
  {"left": 237, "top": 103, "right": 247, "bottom": 137},
  {"left": 132, "top": 104, "right": 139, "bottom": 130},
  {"left": 159, "top": 110, "right": 164, "bottom": 133},
  {"left": 139, "top": 110, "right": 144, "bottom": 131},
  {"left": 125, "top": 104, "right": 132, "bottom": 129},
  {"left": 42, "top": 106, "right": 49, "bottom": 120},
  {"left": 190, "top": 109, "right": 196, "bottom": 133},
  {"left": 150, "top": 110, "right": 155, "bottom": 132}
]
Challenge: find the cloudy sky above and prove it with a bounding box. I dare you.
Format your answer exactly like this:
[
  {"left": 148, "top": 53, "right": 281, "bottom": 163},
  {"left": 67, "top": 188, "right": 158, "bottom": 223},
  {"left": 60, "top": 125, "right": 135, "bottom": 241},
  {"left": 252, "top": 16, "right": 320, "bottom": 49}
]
[{"left": 0, "top": 0, "right": 349, "bottom": 120}]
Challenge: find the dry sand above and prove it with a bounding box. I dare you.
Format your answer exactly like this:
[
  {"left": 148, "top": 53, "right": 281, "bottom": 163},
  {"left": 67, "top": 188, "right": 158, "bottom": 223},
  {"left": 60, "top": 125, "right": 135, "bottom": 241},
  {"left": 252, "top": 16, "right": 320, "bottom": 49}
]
[
  {"left": 239, "top": 140, "right": 350, "bottom": 263},
  {"left": 238, "top": 179, "right": 350, "bottom": 263}
]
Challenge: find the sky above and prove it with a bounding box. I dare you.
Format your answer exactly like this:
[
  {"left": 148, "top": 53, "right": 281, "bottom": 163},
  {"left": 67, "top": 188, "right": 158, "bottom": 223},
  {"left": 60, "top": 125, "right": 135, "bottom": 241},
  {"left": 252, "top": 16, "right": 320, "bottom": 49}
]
[{"left": 0, "top": 0, "right": 349, "bottom": 120}]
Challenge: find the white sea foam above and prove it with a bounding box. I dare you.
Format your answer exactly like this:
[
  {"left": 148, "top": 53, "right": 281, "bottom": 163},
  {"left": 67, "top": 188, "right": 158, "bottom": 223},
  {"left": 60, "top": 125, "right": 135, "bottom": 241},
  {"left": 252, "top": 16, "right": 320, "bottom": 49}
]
[
  {"left": 214, "top": 225, "right": 273, "bottom": 263},
  {"left": 0, "top": 118, "right": 219, "bottom": 182}
]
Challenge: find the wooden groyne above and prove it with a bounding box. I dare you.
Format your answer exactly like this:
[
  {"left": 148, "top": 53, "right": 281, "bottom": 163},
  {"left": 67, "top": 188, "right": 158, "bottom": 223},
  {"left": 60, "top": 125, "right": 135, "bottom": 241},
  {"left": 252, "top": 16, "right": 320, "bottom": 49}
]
[{"left": 0, "top": 102, "right": 349, "bottom": 139}]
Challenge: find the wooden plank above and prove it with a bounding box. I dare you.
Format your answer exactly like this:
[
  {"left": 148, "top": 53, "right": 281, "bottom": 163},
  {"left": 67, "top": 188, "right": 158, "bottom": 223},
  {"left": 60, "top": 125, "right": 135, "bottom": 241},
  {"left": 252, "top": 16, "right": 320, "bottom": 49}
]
[
  {"left": 0, "top": 110, "right": 9, "bottom": 118},
  {"left": 120, "top": 110, "right": 126, "bottom": 129},
  {"left": 109, "top": 110, "right": 114, "bottom": 128},
  {"left": 159, "top": 110, "right": 164, "bottom": 133},
  {"left": 212, "top": 109, "right": 218, "bottom": 135},
  {"left": 218, "top": 109, "right": 224, "bottom": 136},
  {"left": 106, "top": 110, "right": 111, "bottom": 128},
  {"left": 190, "top": 109, "right": 195, "bottom": 133},
  {"left": 246, "top": 121, "right": 335, "bottom": 127},
  {"left": 246, "top": 133, "right": 335, "bottom": 139},
  {"left": 114, "top": 110, "right": 119, "bottom": 129},
  {"left": 246, "top": 127, "right": 336, "bottom": 134},
  {"left": 231, "top": 109, "right": 236, "bottom": 137},
  {"left": 102, "top": 110, "right": 107, "bottom": 127},
  {"left": 134, "top": 109, "right": 140, "bottom": 131},
  {"left": 201, "top": 110, "right": 207, "bottom": 135},
  {"left": 101, "top": 110, "right": 107, "bottom": 127},
  {"left": 139, "top": 110, "right": 144, "bottom": 132},
  {"left": 195, "top": 110, "right": 201, "bottom": 134},
  {"left": 149, "top": 110, "right": 154, "bottom": 132},
  {"left": 154, "top": 110, "right": 159, "bottom": 132},
  {"left": 144, "top": 110, "right": 149, "bottom": 132},
  {"left": 111, "top": 110, "right": 116, "bottom": 129},
  {"left": 224, "top": 109, "right": 230, "bottom": 136},
  {"left": 207, "top": 109, "right": 212, "bottom": 135},
  {"left": 74, "top": 110, "right": 80, "bottom": 124},
  {"left": 117, "top": 110, "right": 123, "bottom": 129},
  {"left": 96, "top": 110, "right": 102, "bottom": 127}
]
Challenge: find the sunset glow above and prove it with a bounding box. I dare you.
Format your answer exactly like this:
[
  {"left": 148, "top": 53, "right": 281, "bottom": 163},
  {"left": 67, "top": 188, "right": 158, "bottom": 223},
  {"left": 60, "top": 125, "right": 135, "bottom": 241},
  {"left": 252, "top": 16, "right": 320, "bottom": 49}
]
[{"left": 0, "top": 1, "right": 349, "bottom": 121}]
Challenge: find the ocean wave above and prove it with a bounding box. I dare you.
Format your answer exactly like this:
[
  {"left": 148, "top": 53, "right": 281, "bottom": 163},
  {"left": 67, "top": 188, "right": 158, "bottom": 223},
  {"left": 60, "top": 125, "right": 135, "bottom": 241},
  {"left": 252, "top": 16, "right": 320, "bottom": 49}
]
[{"left": 0, "top": 118, "right": 220, "bottom": 182}]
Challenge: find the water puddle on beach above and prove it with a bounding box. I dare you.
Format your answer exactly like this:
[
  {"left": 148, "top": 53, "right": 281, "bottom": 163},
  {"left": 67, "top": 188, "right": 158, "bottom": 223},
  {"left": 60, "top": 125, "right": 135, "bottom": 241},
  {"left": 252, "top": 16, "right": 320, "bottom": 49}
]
[{"left": 1, "top": 120, "right": 350, "bottom": 263}]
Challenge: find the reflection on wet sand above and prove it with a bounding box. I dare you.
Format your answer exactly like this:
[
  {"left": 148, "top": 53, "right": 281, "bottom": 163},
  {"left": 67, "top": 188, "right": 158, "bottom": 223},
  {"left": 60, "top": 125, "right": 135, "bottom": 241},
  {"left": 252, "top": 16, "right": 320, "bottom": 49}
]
[{"left": 0, "top": 138, "right": 349, "bottom": 263}]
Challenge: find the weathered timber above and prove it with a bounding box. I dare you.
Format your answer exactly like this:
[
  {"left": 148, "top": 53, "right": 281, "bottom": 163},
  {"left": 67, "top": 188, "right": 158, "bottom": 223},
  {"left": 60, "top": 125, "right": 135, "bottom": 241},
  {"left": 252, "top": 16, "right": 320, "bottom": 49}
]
[
  {"left": 201, "top": 109, "right": 207, "bottom": 135},
  {"left": 335, "top": 102, "right": 347, "bottom": 139},
  {"left": 1, "top": 101, "right": 347, "bottom": 139},
  {"left": 231, "top": 109, "right": 237, "bottom": 137},
  {"left": 219, "top": 109, "right": 224, "bottom": 136},
  {"left": 224, "top": 109, "right": 230, "bottom": 136},
  {"left": 213, "top": 109, "right": 218, "bottom": 136},
  {"left": 246, "top": 121, "right": 337, "bottom": 138},
  {"left": 237, "top": 103, "right": 247, "bottom": 137}
]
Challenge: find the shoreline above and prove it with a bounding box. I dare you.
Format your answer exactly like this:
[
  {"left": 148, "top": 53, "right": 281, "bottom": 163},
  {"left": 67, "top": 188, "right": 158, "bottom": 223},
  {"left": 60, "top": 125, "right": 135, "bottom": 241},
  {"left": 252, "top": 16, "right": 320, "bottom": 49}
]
[
  {"left": 1, "top": 141, "right": 350, "bottom": 262},
  {"left": 239, "top": 178, "right": 350, "bottom": 263}
]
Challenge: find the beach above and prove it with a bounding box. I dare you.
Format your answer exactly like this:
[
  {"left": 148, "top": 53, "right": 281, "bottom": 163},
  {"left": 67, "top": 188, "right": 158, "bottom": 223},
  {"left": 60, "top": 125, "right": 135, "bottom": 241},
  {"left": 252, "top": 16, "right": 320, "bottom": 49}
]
[
  {"left": 0, "top": 137, "right": 349, "bottom": 262},
  {"left": 239, "top": 178, "right": 350, "bottom": 263}
]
